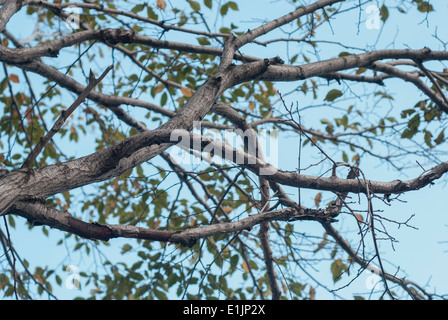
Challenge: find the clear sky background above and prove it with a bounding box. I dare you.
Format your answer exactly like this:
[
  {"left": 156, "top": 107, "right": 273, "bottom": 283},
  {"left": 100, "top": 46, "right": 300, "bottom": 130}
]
[{"left": 2, "top": 0, "right": 448, "bottom": 300}]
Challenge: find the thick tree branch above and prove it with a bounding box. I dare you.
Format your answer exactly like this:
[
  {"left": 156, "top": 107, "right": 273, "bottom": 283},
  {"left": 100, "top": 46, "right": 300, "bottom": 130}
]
[
  {"left": 13, "top": 200, "right": 177, "bottom": 242},
  {"left": 258, "top": 48, "right": 448, "bottom": 82},
  {"left": 170, "top": 132, "right": 448, "bottom": 195},
  {"left": 0, "top": 57, "right": 280, "bottom": 216},
  {"left": 369, "top": 61, "right": 448, "bottom": 113},
  {"left": 0, "top": 0, "right": 23, "bottom": 32},
  {"left": 11, "top": 197, "right": 336, "bottom": 246}
]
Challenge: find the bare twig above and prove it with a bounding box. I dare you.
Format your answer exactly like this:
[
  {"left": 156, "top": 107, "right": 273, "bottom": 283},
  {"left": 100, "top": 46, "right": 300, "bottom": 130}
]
[{"left": 21, "top": 65, "right": 113, "bottom": 168}]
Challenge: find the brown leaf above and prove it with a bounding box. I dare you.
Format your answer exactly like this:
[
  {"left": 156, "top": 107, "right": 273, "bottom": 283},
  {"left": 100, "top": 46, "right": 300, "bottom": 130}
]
[
  {"left": 354, "top": 214, "right": 363, "bottom": 224},
  {"left": 222, "top": 206, "right": 233, "bottom": 214},
  {"left": 181, "top": 87, "right": 194, "bottom": 97},
  {"left": 281, "top": 281, "right": 287, "bottom": 294},
  {"left": 157, "top": 0, "right": 166, "bottom": 10},
  {"left": 9, "top": 74, "right": 19, "bottom": 83},
  {"left": 309, "top": 286, "right": 316, "bottom": 300},
  {"left": 356, "top": 67, "right": 367, "bottom": 75},
  {"left": 248, "top": 101, "right": 255, "bottom": 111},
  {"left": 314, "top": 192, "right": 322, "bottom": 208},
  {"left": 154, "top": 83, "right": 165, "bottom": 94}
]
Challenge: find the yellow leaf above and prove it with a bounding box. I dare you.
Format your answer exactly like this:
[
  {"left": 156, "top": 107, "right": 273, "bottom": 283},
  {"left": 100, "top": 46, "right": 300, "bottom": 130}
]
[
  {"left": 314, "top": 192, "right": 322, "bottom": 208},
  {"left": 242, "top": 261, "right": 249, "bottom": 273},
  {"left": 157, "top": 0, "right": 166, "bottom": 10},
  {"left": 248, "top": 101, "right": 255, "bottom": 111},
  {"left": 181, "top": 87, "right": 194, "bottom": 97},
  {"left": 9, "top": 74, "right": 19, "bottom": 83}
]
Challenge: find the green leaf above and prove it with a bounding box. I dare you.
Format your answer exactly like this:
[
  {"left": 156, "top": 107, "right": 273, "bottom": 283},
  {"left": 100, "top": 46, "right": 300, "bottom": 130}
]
[
  {"left": 227, "top": 1, "right": 238, "bottom": 11},
  {"left": 203, "top": 0, "right": 212, "bottom": 9},
  {"left": 342, "top": 151, "right": 348, "bottom": 163},
  {"left": 324, "top": 89, "right": 343, "bottom": 102},
  {"left": 8, "top": 215, "right": 15, "bottom": 228},
  {"left": 290, "top": 282, "right": 306, "bottom": 296},
  {"left": 374, "top": 91, "right": 394, "bottom": 100},
  {"left": 401, "top": 127, "right": 418, "bottom": 140},
  {"left": 401, "top": 109, "right": 415, "bottom": 118},
  {"left": 424, "top": 130, "right": 434, "bottom": 148},
  {"left": 131, "top": 4, "right": 145, "bottom": 14},
  {"left": 147, "top": 6, "right": 158, "bottom": 20},
  {"left": 313, "top": 233, "right": 328, "bottom": 253},
  {"left": 188, "top": 0, "right": 200, "bottom": 11},
  {"left": 220, "top": 3, "right": 228, "bottom": 16},
  {"left": 121, "top": 244, "right": 133, "bottom": 254},
  {"left": 407, "top": 114, "right": 420, "bottom": 131},
  {"left": 160, "top": 92, "right": 167, "bottom": 106},
  {"left": 380, "top": 5, "right": 389, "bottom": 22},
  {"left": 417, "top": 1, "right": 433, "bottom": 12},
  {"left": 55, "top": 275, "right": 62, "bottom": 286},
  {"left": 197, "top": 36, "right": 211, "bottom": 45},
  {"left": 434, "top": 130, "right": 445, "bottom": 145},
  {"left": 330, "top": 259, "right": 348, "bottom": 283},
  {"left": 321, "top": 119, "right": 334, "bottom": 134}
]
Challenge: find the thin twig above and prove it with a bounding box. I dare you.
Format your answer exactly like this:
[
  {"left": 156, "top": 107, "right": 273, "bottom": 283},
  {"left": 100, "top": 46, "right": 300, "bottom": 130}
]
[{"left": 21, "top": 65, "right": 113, "bottom": 168}]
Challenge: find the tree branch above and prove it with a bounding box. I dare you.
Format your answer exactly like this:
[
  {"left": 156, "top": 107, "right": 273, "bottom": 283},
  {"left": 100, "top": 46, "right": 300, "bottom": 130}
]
[
  {"left": 0, "top": 0, "right": 23, "bottom": 32},
  {"left": 21, "top": 65, "right": 113, "bottom": 169},
  {"left": 13, "top": 200, "right": 177, "bottom": 242}
]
